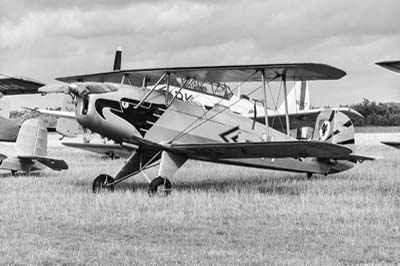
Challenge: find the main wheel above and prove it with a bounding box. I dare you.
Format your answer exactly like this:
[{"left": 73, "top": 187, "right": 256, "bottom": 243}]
[
  {"left": 306, "top": 172, "right": 313, "bottom": 179},
  {"left": 148, "top": 177, "right": 172, "bottom": 196},
  {"left": 92, "top": 174, "right": 115, "bottom": 193}
]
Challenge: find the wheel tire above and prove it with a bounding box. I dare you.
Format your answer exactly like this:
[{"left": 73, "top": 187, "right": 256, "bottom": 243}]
[
  {"left": 306, "top": 172, "right": 313, "bottom": 179},
  {"left": 148, "top": 177, "right": 172, "bottom": 196},
  {"left": 92, "top": 174, "right": 115, "bottom": 193}
]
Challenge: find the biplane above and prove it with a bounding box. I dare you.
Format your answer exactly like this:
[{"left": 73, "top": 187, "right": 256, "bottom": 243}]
[
  {"left": 39, "top": 62, "right": 373, "bottom": 194},
  {"left": 376, "top": 60, "right": 400, "bottom": 149},
  {"left": 35, "top": 49, "right": 362, "bottom": 159}
]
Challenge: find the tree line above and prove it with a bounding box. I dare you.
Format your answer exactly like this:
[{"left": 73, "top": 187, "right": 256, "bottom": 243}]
[{"left": 344, "top": 99, "right": 400, "bottom": 127}]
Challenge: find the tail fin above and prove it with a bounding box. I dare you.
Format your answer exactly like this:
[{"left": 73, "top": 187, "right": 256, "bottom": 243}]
[
  {"left": 0, "top": 116, "right": 19, "bottom": 142},
  {"left": 56, "top": 95, "right": 80, "bottom": 138},
  {"left": 113, "top": 46, "right": 122, "bottom": 71},
  {"left": 0, "top": 98, "right": 11, "bottom": 118},
  {"left": 277, "top": 81, "right": 309, "bottom": 114},
  {"left": 312, "top": 110, "right": 355, "bottom": 152},
  {"left": 15, "top": 119, "right": 47, "bottom": 156}
]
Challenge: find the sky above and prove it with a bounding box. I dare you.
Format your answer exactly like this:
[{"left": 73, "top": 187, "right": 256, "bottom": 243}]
[{"left": 0, "top": 0, "right": 399, "bottom": 109}]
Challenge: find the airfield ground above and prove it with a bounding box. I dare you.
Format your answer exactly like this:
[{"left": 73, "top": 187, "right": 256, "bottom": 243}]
[{"left": 0, "top": 131, "right": 399, "bottom": 265}]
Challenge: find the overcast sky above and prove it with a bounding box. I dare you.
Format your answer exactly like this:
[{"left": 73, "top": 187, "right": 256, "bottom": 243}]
[{"left": 1, "top": 0, "right": 399, "bottom": 109}]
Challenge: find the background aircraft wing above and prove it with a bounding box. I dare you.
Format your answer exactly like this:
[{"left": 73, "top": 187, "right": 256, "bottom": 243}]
[
  {"left": 376, "top": 61, "right": 400, "bottom": 73},
  {"left": 33, "top": 108, "right": 76, "bottom": 119},
  {"left": 167, "top": 141, "right": 352, "bottom": 160},
  {"left": 0, "top": 75, "right": 45, "bottom": 95},
  {"left": 56, "top": 63, "right": 346, "bottom": 85},
  {"left": 381, "top": 141, "right": 400, "bottom": 149},
  {"left": 62, "top": 142, "right": 132, "bottom": 158}
]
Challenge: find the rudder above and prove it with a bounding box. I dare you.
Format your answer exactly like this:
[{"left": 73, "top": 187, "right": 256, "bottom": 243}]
[
  {"left": 15, "top": 119, "right": 47, "bottom": 156},
  {"left": 312, "top": 109, "right": 355, "bottom": 152}
]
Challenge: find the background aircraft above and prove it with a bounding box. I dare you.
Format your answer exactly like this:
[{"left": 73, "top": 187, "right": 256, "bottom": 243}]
[
  {"left": 0, "top": 74, "right": 45, "bottom": 142},
  {"left": 376, "top": 60, "right": 400, "bottom": 149},
  {"left": 0, "top": 119, "right": 68, "bottom": 175},
  {"left": 40, "top": 63, "right": 373, "bottom": 194}
]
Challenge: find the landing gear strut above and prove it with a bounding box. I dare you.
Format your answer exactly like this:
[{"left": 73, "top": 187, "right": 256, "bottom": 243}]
[
  {"left": 92, "top": 174, "right": 115, "bottom": 193},
  {"left": 148, "top": 176, "right": 172, "bottom": 196}
]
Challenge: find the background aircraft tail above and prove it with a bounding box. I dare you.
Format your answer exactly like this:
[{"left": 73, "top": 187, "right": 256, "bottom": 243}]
[
  {"left": 0, "top": 98, "right": 11, "bottom": 118},
  {"left": 312, "top": 109, "right": 355, "bottom": 152},
  {"left": 0, "top": 116, "right": 19, "bottom": 142},
  {"left": 16, "top": 119, "right": 68, "bottom": 170},
  {"left": 277, "top": 80, "right": 309, "bottom": 114},
  {"left": 16, "top": 119, "right": 47, "bottom": 156}
]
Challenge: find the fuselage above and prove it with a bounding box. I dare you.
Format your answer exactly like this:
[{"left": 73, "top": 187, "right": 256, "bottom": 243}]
[{"left": 74, "top": 83, "right": 354, "bottom": 175}]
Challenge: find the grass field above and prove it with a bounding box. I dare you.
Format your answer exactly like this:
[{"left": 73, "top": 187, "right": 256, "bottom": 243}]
[{"left": 0, "top": 133, "right": 399, "bottom": 265}]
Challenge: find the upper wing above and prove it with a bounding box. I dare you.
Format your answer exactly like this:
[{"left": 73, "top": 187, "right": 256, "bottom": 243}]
[
  {"left": 0, "top": 75, "right": 45, "bottom": 95},
  {"left": 376, "top": 61, "right": 400, "bottom": 73},
  {"left": 167, "top": 141, "right": 352, "bottom": 160},
  {"left": 265, "top": 108, "right": 363, "bottom": 130},
  {"left": 56, "top": 63, "right": 346, "bottom": 84}
]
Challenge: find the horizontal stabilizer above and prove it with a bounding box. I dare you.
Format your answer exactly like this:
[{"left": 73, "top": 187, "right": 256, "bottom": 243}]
[
  {"left": 266, "top": 108, "right": 363, "bottom": 130},
  {"left": 168, "top": 141, "right": 352, "bottom": 160},
  {"left": 18, "top": 155, "right": 68, "bottom": 171}
]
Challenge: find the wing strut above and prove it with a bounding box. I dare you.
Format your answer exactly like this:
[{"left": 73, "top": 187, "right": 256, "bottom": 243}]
[
  {"left": 261, "top": 70, "right": 270, "bottom": 141},
  {"left": 282, "top": 74, "right": 291, "bottom": 139},
  {"left": 167, "top": 78, "right": 190, "bottom": 107},
  {"left": 134, "top": 72, "right": 168, "bottom": 109}
]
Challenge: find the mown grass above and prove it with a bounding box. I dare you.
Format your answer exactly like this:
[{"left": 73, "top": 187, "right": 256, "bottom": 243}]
[{"left": 0, "top": 133, "right": 399, "bottom": 265}]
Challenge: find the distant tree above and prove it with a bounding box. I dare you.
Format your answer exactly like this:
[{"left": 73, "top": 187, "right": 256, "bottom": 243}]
[{"left": 349, "top": 99, "right": 400, "bottom": 126}]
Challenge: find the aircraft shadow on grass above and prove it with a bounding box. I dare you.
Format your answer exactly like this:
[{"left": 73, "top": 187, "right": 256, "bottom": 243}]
[{"left": 72, "top": 173, "right": 347, "bottom": 195}]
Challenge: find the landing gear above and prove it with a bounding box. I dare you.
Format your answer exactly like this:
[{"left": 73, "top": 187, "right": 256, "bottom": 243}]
[
  {"left": 306, "top": 172, "right": 313, "bottom": 179},
  {"left": 148, "top": 176, "right": 172, "bottom": 196},
  {"left": 92, "top": 174, "right": 115, "bottom": 193},
  {"left": 11, "top": 170, "right": 17, "bottom": 176}
]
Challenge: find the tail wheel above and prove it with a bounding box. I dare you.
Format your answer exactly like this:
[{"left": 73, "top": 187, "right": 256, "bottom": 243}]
[
  {"left": 148, "top": 176, "right": 172, "bottom": 196},
  {"left": 93, "top": 174, "right": 115, "bottom": 193}
]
